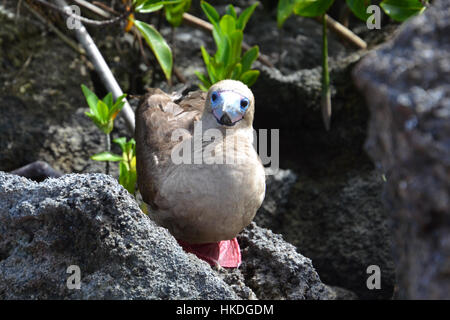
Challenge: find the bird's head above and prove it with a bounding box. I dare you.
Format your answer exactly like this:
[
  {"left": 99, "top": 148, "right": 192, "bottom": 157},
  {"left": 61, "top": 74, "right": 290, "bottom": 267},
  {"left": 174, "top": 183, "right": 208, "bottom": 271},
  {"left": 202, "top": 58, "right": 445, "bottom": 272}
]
[{"left": 204, "top": 80, "right": 255, "bottom": 128}]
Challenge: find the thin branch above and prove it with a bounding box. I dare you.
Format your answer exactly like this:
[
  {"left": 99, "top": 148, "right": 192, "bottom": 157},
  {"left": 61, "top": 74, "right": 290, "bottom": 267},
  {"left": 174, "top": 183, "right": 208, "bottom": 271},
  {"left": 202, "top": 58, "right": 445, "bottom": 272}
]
[
  {"left": 70, "top": 0, "right": 111, "bottom": 18},
  {"left": 30, "top": 0, "right": 130, "bottom": 26},
  {"left": 315, "top": 14, "right": 367, "bottom": 50},
  {"left": 92, "top": 1, "right": 120, "bottom": 16},
  {"left": 55, "top": 0, "right": 135, "bottom": 134},
  {"left": 321, "top": 14, "right": 331, "bottom": 131},
  {"left": 105, "top": 133, "right": 111, "bottom": 175},
  {"left": 182, "top": 12, "right": 274, "bottom": 68},
  {"left": 15, "top": 0, "right": 23, "bottom": 23},
  {"left": 173, "top": 66, "right": 186, "bottom": 84},
  {"left": 24, "top": 1, "right": 86, "bottom": 55}
]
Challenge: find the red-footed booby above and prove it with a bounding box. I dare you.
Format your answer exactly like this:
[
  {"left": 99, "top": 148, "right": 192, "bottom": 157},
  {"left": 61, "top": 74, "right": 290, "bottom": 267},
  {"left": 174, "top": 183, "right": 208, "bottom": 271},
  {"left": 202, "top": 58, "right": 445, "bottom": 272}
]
[{"left": 136, "top": 80, "right": 266, "bottom": 267}]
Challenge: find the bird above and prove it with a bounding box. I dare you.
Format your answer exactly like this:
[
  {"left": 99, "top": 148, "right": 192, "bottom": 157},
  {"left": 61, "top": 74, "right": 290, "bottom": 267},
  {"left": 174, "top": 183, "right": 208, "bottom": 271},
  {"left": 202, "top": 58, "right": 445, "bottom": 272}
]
[{"left": 135, "top": 80, "right": 266, "bottom": 268}]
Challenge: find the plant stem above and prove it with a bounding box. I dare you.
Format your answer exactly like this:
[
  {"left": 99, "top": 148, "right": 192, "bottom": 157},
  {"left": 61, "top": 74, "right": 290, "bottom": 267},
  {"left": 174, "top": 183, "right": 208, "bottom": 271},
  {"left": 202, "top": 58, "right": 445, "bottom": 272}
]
[
  {"left": 54, "top": 0, "right": 135, "bottom": 134},
  {"left": 321, "top": 14, "right": 331, "bottom": 131},
  {"left": 315, "top": 14, "right": 366, "bottom": 49},
  {"left": 105, "top": 133, "right": 111, "bottom": 175}
]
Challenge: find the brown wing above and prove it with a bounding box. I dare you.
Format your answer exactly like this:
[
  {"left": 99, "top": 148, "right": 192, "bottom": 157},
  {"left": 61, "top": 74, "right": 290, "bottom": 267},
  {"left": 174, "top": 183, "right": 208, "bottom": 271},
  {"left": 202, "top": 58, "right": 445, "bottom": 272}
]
[{"left": 135, "top": 88, "right": 206, "bottom": 208}]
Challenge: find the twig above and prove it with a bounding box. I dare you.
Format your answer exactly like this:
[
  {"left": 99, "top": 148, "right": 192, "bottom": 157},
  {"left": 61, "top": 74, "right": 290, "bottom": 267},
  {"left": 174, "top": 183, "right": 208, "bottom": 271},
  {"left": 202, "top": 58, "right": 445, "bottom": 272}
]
[
  {"left": 182, "top": 12, "right": 274, "bottom": 68},
  {"left": 105, "top": 133, "right": 111, "bottom": 174},
  {"left": 30, "top": 0, "right": 130, "bottom": 26},
  {"left": 173, "top": 66, "right": 186, "bottom": 83},
  {"left": 14, "top": 53, "right": 34, "bottom": 79},
  {"left": 315, "top": 14, "right": 367, "bottom": 50},
  {"left": 15, "top": 0, "right": 23, "bottom": 23},
  {"left": 321, "top": 15, "right": 331, "bottom": 131},
  {"left": 70, "top": 0, "right": 111, "bottom": 18},
  {"left": 92, "top": 1, "right": 120, "bottom": 16},
  {"left": 55, "top": 0, "right": 135, "bottom": 134},
  {"left": 24, "top": 1, "right": 86, "bottom": 55}
]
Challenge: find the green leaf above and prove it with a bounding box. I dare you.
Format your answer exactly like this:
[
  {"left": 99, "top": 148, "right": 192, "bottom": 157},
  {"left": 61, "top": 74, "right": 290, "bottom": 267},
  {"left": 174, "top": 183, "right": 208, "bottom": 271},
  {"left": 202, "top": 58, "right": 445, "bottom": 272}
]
[
  {"left": 226, "top": 4, "right": 237, "bottom": 19},
  {"left": 207, "top": 59, "right": 220, "bottom": 83},
  {"left": 212, "top": 28, "right": 228, "bottom": 63},
  {"left": 134, "top": 20, "right": 173, "bottom": 83},
  {"left": 133, "top": 0, "right": 146, "bottom": 8},
  {"left": 136, "top": 3, "right": 163, "bottom": 13},
  {"left": 200, "top": 46, "right": 210, "bottom": 66},
  {"left": 229, "top": 30, "right": 243, "bottom": 66},
  {"left": 230, "top": 63, "right": 242, "bottom": 80},
  {"left": 236, "top": 2, "right": 258, "bottom": 30},
  {"left": 165, "top": 0, "right": 191, "bottom": 27},
  {"left": 103, "top": 92, "right": 113, "bottom": 108},
  {"left": 108, "top": 101, "right": 125, "bottom": 119},
  {"left": 113, "top": 137, "right": 127, "bottom": 152},
  {"left": 219, "top": 15, "right": 236, "bottom": 35},
  {"left": 97, "top": 100, "right": 109, "bottom": 123},
  {"left": 91, "top": 151, "right": 123, "bottom": 162},
  {"left": 135, "top": 0, "right": 183, "bottom": 13},
  {"left": 114, "top": 93, "right": 127, "bottom": 106},
  {"left": 195, "top": 71, "right": 212, "bottom": 88},
  {"left": 240, "top": 70, "right": 259, "bottom": 87},
  {"left": 277, "top": 0, "right": 297, "bottom": 28},
  {"left": 221, "top": 35, "right": 233, "bottom": 69},
  {"left": 294, "top": 0, "right": 334, "bottom": 17},
  {"left": 200, "top": 1, "right": 220, "bottom": 27},
  {"left": 84, "top": 112, "right": 102, "bottom": 128},
  {"left": 380, "top": 0, "right": 425, "bottom": 22},
  {"left": 119, "top": 160, "right": 137, "bottom": 194},
  {"left": 346, "top": 0, "right": 371, "bottom": 21},
  {"left": 133, "top": 0, "right": 150, "bottom": 7},
  {"left": 125, "top": 138, "right": 136, "bottom": 158},
  {"left": 81, "top": 84, "right": 99, "bottom": 115},
  {"left": 241, "top": 46, "right": 259, "bottom": 73}
]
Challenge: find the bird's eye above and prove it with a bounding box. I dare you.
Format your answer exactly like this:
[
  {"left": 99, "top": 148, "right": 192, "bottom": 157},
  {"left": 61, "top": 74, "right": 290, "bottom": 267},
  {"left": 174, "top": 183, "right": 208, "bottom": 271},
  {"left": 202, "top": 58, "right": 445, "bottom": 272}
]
[
  {"left": 240, "top": 98, "right": 249, "bottom": 110},
  {"left": 211, "top": 92, "right": 218, "bottom": 103}
]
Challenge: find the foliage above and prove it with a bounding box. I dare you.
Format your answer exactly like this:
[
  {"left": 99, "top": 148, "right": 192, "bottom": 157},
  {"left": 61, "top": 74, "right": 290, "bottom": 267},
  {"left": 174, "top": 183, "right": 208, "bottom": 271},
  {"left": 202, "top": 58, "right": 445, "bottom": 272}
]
[
  {"left": 81, "top": 85, "right": 126, "bottom": 135},
  {"left": 82, "top": 85, "right": 136, "bottom": 195},
  {"left": 276, "top": 0, "right": 427, "bottom": 130},
  {"left": 128, "top": 0, "right": 185, "bottom": 83},
  {"left": 345, "top": 0, "right": 371, "bottom": 21},
  {"left": 92, "top": 138, "right": 138, "bottom": 195},
  {"left": 195, "top": 1, "right": 260, "bottom": 90},
  {"left": 379, "top": 0, "right": 426, "bottom": 22},
  {"left": 165, "top": 0, "right": 192, "bottom": 27},
  {"left": 345, "top": 0, "right": 427, "bottom": 22},
  {"left": 277, "top": 0, "right": 333, "bottom": 27},
  {"left": 133, "top": 19, "right": 173, "bottom": 82},
  {"left": 277, "top": 0, "right": 427, "bottom": 28}
]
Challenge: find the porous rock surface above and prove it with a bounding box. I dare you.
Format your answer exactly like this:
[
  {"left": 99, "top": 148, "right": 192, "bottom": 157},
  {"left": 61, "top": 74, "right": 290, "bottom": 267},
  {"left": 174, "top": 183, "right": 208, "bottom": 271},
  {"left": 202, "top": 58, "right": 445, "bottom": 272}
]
[
  {"left": 354, "top": 0, "right": 450, "bottom": 299},
  {"left": 0, "top": 171, "right": 334, "bottom": 300}
]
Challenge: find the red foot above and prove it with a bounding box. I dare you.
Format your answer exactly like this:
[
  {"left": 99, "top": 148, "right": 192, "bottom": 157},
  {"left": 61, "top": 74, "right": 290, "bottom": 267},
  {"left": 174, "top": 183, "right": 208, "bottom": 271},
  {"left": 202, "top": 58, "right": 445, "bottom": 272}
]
[{"left": 177, "top": 238, "right": 241, "bottom": 268}]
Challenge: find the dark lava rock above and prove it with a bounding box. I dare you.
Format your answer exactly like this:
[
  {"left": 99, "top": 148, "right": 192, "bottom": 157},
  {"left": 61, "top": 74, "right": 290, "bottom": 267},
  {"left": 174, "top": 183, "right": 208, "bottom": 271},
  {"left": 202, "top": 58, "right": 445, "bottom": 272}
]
[
  {"left": 353, "top": 0, "right": 450, "bottom": 299},
  {"left": 256, "top": 169, "right": 395, "bottom": 299},
  {"left": 254, "top": 169, "right": 297, "bottom": 230},
  {"left": 238, "top": 222, "right": 334, "bottom": 300},
  {"left": 0, "top": 172, "right": 237, "bottom": 299},
  {"left": 0, "top": 171, "right": 334, "bottom": 300}
]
